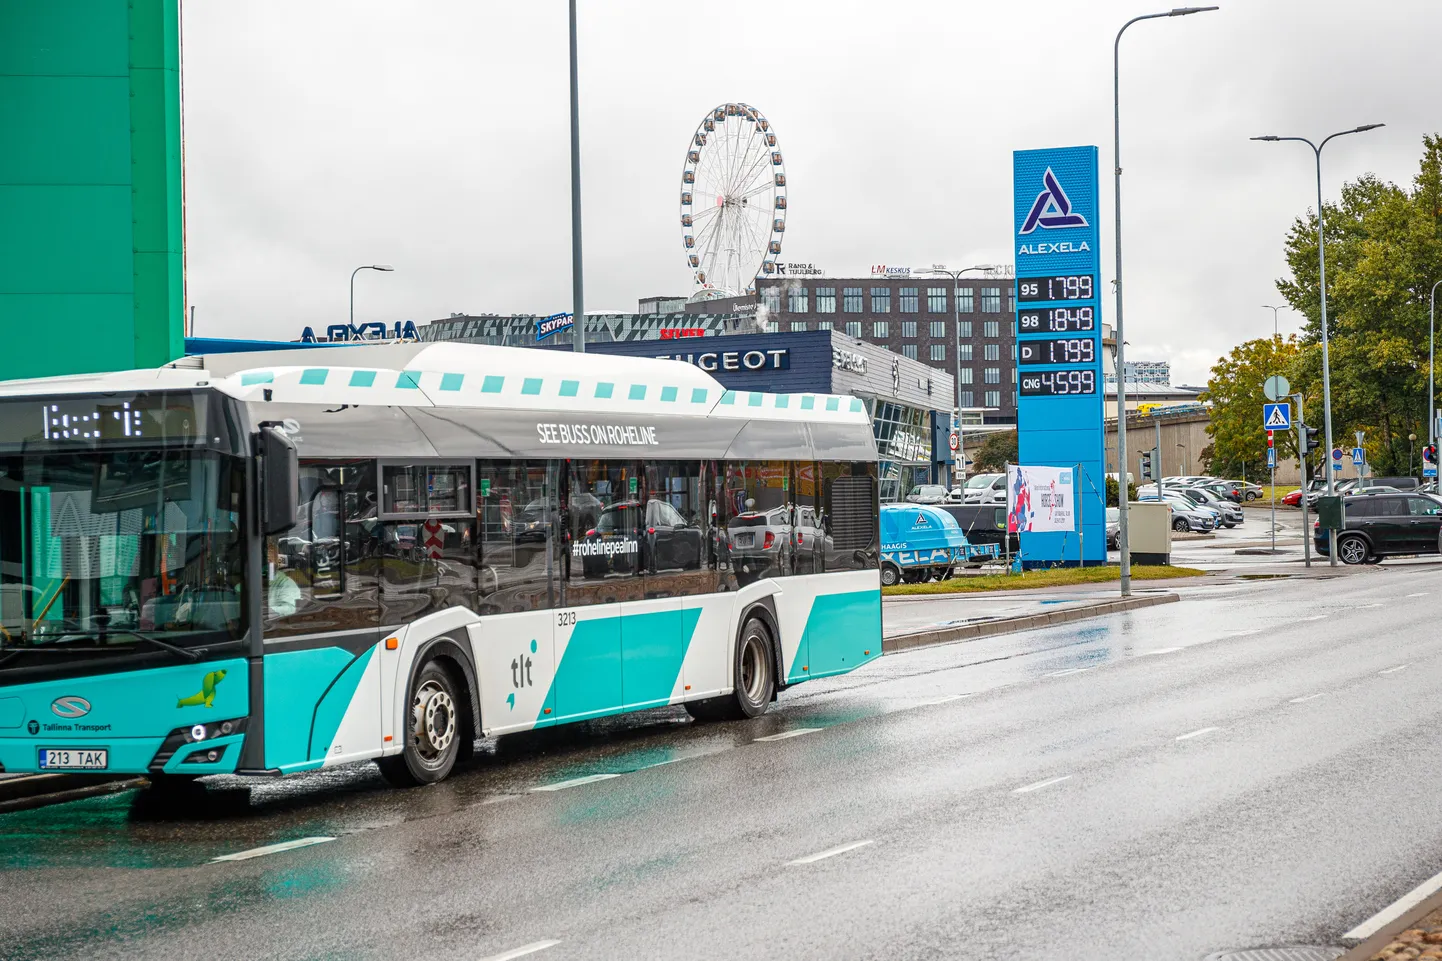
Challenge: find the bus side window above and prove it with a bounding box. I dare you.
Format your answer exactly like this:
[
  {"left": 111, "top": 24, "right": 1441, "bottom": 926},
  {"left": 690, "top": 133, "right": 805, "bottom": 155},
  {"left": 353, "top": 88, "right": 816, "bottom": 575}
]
[
  {"left": 822, "top": 462, "right": 879, "bottom": 571},
  {"left": 563, "top": 459, "right": 644, "bottom": 607},
  {"left": 475, "top": 460, "right": 554, "bottom": 614}
]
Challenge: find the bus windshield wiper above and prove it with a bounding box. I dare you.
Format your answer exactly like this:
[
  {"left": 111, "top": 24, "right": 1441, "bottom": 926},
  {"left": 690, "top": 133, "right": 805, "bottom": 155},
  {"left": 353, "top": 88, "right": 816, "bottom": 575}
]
[{"left": 39, "top": 629, "right": 202, "bottom": 662}]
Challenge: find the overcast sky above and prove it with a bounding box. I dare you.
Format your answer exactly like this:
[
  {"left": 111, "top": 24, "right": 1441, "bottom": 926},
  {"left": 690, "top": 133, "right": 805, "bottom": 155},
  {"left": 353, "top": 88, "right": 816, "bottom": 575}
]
[{"left": 181, "top": 0, "right": 1439, "bottom": 384}]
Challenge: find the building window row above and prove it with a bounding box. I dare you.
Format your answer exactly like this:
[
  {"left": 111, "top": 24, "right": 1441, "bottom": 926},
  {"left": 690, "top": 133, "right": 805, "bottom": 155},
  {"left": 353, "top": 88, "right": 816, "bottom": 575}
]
[
  {"left": 870, "top": 287, "right": 890, "bottom": 313},
  {"left": 898, "top": 287, "right": 918, "bottom": 313},
  {"left": 901, "top": 320, "right": 917, "bottom": 338},
  {"left": 930, "top": 344, "right": 945, "bottom": 361},
  {"left": 843, "top": 287, "right": 863, "bottom": 312},
  {"left": 873, "top": 321, "right": 889, "bottom": 338},
  {"left": 927, "top": 287, "right": 947, "bottom": 313},
  {"left": 902, "top": 344, "right": 917, "bottom": 359},
  {"left": 788, "top": 287, "right": 808, "bottom": 313},
  {"left": 981, "top": 287, "right": 1001, "bottom": 313},
  {"left": 983, "top": 320, "right": 999, "bottom": 338},
  {"left": 984, "top": 367, "right": 1000, "bottom": 384},
  {"left": 817, "top": 287, "right": 836, "bottom": 313},
  {"left": 958, "top": 343, "right": 972, "bottom": 361},
  {"left": 846, "top": 321, "right": 862, "bottom": 337}
]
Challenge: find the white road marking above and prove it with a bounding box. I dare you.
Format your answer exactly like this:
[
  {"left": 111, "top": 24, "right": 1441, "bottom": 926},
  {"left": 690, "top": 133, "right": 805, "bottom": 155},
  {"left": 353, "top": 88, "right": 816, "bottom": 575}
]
[
  {"left": 1045, "top": 667, "right": 1092, "bottom": 677},
  {"left": 530, "top": 773, "right": 620, "bottom": 792},
  {"left": 1343, "top": 868, "right": 1442, "bottom": 941},
  {"left": 1379, "top": 664, "right": 1410, "bottom": 675},
  {"left": 918, "top": 694, "right": 972, "bottom": 706},
  {"left": 211, "top": 837, "right": 335, "bottom": 863},
  {"left": 1013, "top": 775, "right": 1072, "bottom": 794},
  {"left": 755, "top": 728, "right": 822, "bottom": 742},
  {"left": 1175, "top": 727, "right": 1220, "bottom": 741},
  {"left": 1136, "top": 647, "right": 1182, "bottom": 657},
  {"left": 1355, "top": 603, "right": 1384, "bottom": 609},
  {"left": 1302, "top": 614, "right": 1328, "bottom": 622},
  {"left": 479, "top": 940, "right": 562, "bottom": 961},
  {"left": 788, "top": 839, "right": 875, "bottom": 865},
  {"left": 1407, "top": 592, "right": 1430, "bottom": 598},
  {"left": 1229, "top": 629, "right": 1262, "bottom": 638},
  {"left": 1289, "top": 693, "right": 1328, "bottom": 703}
]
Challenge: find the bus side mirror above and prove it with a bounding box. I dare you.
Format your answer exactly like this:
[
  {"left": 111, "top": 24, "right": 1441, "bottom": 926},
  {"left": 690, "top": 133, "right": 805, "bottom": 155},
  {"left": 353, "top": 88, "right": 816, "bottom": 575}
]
[{"left": 258, "top": 425, "right": 299, "bottom": 536}]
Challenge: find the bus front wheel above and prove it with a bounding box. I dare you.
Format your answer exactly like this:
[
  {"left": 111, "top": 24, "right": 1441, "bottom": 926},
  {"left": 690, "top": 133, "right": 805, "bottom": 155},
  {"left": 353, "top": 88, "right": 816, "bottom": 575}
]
[{"left": 379, "top": 659, "right": 467, "bottom": 787}]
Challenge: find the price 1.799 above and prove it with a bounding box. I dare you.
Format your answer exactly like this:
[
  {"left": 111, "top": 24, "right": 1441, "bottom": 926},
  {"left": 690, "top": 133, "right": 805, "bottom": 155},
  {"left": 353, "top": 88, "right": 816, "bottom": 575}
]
[
  {"left": 1018, "top": 337, "right": 1095, "bottom": 366},
  {"left": 1017, "top": 274, "right": 1094, "bottom": 303},
  {"left": 1018, "top": 306, "right": 1095, "bottom": 333}
]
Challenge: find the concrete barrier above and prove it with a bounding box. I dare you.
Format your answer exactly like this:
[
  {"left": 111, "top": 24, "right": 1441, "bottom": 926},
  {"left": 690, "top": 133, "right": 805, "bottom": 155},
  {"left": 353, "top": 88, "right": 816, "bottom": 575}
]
[{"left": 884, "top": 592, "right": 1180, "bottom": 653}]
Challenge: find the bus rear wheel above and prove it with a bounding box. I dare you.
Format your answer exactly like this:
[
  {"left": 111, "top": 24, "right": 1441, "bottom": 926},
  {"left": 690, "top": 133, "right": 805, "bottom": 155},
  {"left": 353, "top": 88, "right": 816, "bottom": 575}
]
[
  {"left": 379, "top": 659, "right": 466, "bottom": 787},
  {"left": 686, "top": 616, "right": 775, "bottom": 722}
]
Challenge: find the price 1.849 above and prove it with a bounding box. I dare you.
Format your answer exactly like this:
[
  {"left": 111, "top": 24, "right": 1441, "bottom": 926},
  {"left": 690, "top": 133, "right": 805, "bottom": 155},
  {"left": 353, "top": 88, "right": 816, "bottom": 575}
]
[
  {"left": 1017, "top": 306, "right": 1095, "bottom": 333},
  {"left": 1017, "top": 274, "right": 1094, "bottom": 303}
]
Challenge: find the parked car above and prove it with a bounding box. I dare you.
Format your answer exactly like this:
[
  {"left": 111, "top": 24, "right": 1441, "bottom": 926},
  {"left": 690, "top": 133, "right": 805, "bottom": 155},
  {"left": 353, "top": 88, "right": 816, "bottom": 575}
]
[
  {"left": 1307, "top": 478, "right": 1360, "bottom": 507},
  {"left": 937, "top": 504, "right": 1018, "bottom": 554},
  {"left": 961, "top": 472, "right": 1008, "bottom": 505},
  {"left": 1222, "top": 480, "right": 1265, "bottom": 501},
  {"left": 1313, "top": 491, "right": 1442, "bottom": 564},
  {"left": 1106, "top": 506, "right": 1121, "bottom": 550},
  {"left": 905, "top": 484, "right": 948, "bottom": 505},
  {"left": 1180, "top": 487, "right": 1244, "bottom": 527},
  {"left": 1139, "top": 494, "right": 1217, "bottom": 532},
  {"left": 1281, "top": 488, "right": 1305, "bottom": 507},
  {"left": 1350, "top": 485, "right": 1402, "bottom": 497}
]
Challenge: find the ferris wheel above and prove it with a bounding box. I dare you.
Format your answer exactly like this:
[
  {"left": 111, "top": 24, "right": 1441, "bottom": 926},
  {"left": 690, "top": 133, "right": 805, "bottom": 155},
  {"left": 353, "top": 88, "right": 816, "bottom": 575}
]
[{"left": 680, "top": 102, "right": 786, "bottom": 296}]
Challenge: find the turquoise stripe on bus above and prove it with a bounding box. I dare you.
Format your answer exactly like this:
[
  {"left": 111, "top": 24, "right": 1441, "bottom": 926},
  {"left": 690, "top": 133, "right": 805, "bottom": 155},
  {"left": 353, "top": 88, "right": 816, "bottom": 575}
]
[
  {"left": 439, "top": 373, "right": 464, "bottom": 391},
  {"left": 350, "top": 371, "right": 377, "bottom": 388},
  {"left": 691, "top": 388, "right": 708, "bottom": 403},
  {"left": 826, "top": 397, "right": 840, "bottom": 411},
  {"left": 397, "top": 371, "right": 421, "bottom": 389},
  {"left": 791, "top": 589, "right": 882, "bottom": 682},
  {"left": 850, "top": 398, "right": 864, "bottom": 412},
  {"left": 482, "top": 375, "right": 504, "bottom": 393},
  {"left": 559, "top": 379, "right": 579, "bottom": 397},
  {"left": 660, "top": 386, "right": 678, "bottom": 402},
  {"left": 299, "top": 369, "right": 328, "bottom": 386},
  {"left": 629, "top": 384, "right": 646, "bottom": 400},
  {"left": 748, "top": 393, "right": 763, "bottom": 407},
  {"left": 720, "top": 390, "right": 736, "bottom": 405},
  {"left": 263, "top": 646, "right": 376, "bottom": 773},
  {"left": 800, "top": 396, "right": 815, "bottom": 410},
  {"left": 538, "top": 607, "right": 702, "bottom": 726},
  {"left": 595, "top": 382, "right": 614, "bottom": 399},
  {"left": 775, "top": 394, "right": 789, "bottom": 408},
  {"left": 241, "top": 372, "right": 273, "bottom": 386},
  {"left": 522, "top": 378, "right": 543, "bottom": 395}
]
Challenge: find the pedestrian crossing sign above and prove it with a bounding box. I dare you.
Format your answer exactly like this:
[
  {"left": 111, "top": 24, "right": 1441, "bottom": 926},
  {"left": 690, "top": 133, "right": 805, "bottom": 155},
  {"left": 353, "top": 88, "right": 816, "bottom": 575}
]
[{"left": 1262, "top": 402, "right": 1291, "bottom": 430}]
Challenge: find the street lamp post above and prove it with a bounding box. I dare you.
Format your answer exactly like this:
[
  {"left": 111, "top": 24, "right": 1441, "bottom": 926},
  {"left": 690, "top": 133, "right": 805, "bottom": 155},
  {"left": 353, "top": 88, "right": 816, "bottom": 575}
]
[
  {"left": 1409, "top": 432, "right": 1417, "bottom": 475},
  {"left": 922, "top": 265, "right": 1000, "bottom": 488},
  {"left": 350, "top": 264, "right": 394, "bottom": 327},
  {"left": 1263, "top": 304, "right": 1289, "bottom": 340},
  {"left": 568, "top": 0, "right": 586, "bottom": 352},
  {"left": 1113, "top": 5, "right": 1218, "bottom": 598},
  {"left": 1251, "top": 123, "right": 1384, "bottom": 567},
  {"left": 1429, "top": 280, "right": 1441, "bottom": 468}
]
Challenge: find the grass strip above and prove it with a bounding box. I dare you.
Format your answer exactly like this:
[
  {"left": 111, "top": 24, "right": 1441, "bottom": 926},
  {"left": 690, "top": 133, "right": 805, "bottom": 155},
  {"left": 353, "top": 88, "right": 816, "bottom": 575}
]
[{"left": 883, "top": 564, "right": 1207, "bottom": 596}]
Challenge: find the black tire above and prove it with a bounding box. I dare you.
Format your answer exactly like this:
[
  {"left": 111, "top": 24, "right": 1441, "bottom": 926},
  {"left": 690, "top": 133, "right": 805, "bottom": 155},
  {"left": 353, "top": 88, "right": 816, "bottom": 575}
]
[
  {"left": 1364, "top": 553, "right": 1383, "bottom": 565},
  {"left": 1337, "top": 534, "right": 1370, "bottom": 566},
  {"left": 880, "top": 563, "right": 901, "bottom": 587},
  {"left": 1245, "top": 491, "right": 1259, "bottom": 501},
  {"left": 687, "top": 617, "right": 775, "bottom": 722},
  {"left": 1172, "top": 517, "right": 1189, "bottom": 532},
  {"left": 378, "top": 659, "right": 466, "bottom": 787}
]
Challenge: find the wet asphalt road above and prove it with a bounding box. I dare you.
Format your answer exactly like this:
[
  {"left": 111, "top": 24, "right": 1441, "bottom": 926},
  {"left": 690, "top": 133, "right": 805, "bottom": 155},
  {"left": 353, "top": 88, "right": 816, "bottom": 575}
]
[{"left": 3, "top": 565, "right": 1442, "bottom": 960}]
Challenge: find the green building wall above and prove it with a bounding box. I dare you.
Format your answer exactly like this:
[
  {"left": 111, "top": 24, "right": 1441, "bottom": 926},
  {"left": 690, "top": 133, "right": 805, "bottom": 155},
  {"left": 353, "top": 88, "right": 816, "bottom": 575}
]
[{"left": 0, "top": 0, "right": 185, "bottom": 381}]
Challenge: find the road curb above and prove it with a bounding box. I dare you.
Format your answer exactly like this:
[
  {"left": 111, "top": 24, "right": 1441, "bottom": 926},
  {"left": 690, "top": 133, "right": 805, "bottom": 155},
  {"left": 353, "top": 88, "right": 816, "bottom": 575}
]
[
  {"left": 0, "top": 774, "right": 145, "bottom": 814},
  {"left": 882, "top": 592, "right": 1180, "bottom": 654},
  {"left": 1337, "top": 881, "right": 1442, "bottom": 960}
]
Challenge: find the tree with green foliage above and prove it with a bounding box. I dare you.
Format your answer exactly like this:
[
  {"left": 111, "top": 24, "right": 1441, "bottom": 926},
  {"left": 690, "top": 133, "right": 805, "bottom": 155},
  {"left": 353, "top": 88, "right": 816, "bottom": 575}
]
[
  {"left": 1200, "top": 335, "right": 1302, "bottom": 478},
  {"left": 1105, "top": 475, "right": 1137, "bottom": 507},
  {"left": 1274, "top": 134, "right": 1442, "bottom": 476},
  {"left": 971, "top": 430, "right": 1017, "bottom": 473}
]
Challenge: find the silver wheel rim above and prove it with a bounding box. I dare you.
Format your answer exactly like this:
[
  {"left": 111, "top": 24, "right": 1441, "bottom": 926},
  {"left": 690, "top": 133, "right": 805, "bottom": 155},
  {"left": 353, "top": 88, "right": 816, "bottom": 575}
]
[
  {"left": 739, "top": 628, "right": 770, "bottom": 704},
  {"left": 1340, "top": 538, "right": 1367, "bottom": 564},
  {"left": 410, "top": 679, "right": 456, "bottom": 768}
]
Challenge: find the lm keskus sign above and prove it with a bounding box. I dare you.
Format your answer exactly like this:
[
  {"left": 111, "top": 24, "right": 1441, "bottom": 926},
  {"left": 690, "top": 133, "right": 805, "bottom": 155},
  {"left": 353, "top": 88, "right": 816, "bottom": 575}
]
[{"left": 1013, "top": 146, "right": 1105, "bottom": 566}]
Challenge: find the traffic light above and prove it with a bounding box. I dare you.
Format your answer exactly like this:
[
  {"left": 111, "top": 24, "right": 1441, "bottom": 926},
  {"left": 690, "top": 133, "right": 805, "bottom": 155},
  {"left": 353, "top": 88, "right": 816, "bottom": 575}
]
[
  {"left": 1302, "top": 425, "right": 1322, "bottom": 456},
  {"left": 1139, "top": 450, "right": 1154, "bottom": 481}
]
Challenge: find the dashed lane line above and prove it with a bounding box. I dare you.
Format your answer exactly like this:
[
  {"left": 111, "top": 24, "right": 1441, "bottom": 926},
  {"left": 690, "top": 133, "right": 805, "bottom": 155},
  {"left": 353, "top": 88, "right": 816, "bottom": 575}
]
[
  {"left": 1289, "top": 693, "right": 1328, "bottom": 703},
  {"left": 1136, "top": 648, "right": 1183, "bottom": 657},
  {"left": 755, "top": 728, "right": 823, "bottom": 742},
  {"left": 917, "top": 694, "right": 973, "bottom": 706},
  {"left": 530, "top": 774, "right": 621, "bottom": 792},
  {"left": 1302, "top": 615, "right": 1328, "bottom": 622},
  {"left": 1013, "top": 775, "right": 1072, "bottom": 794},
  {"left": 1379, "top": 664, "right": 1411, "bottom": 675},
  {"left": 479, "top": 940, "right": 562, "bottom": 961},
  {"left": 1175, "top": 727, "right": 1220, "bottom": 741},
  {"left": 211, "top": 837, "right": 335, "bottom": 863},
  {"left": 1407, "top": 592, "right": 1431, "bottom": 598},
  {"left": 788, "top": 839, "right": 875, "bottom": 865},
  {"left": 1044, "top": 667, "right": 1093, "bottom": 677}
]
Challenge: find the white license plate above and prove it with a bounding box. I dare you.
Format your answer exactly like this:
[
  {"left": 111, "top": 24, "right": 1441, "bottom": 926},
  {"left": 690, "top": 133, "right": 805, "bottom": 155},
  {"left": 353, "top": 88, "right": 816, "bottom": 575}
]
[
  {"left": 735, "top": 533, "right": 754, "bottom": 547},
  {"left": 38, "top": 748, "right": 108, "bottom": 771}
]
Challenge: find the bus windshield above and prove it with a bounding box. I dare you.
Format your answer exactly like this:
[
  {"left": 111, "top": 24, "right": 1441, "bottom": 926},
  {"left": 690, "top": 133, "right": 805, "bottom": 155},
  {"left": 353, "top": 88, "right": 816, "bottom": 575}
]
[{"left": 0, "top": 450, "right": 246, "bottom": 659}]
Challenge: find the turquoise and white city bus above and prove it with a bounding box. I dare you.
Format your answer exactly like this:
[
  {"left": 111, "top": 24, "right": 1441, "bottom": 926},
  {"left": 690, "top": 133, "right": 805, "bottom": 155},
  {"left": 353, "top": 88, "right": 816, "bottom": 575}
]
[{"left": 0, "top": 343, "right": 882, "bottom": 788}]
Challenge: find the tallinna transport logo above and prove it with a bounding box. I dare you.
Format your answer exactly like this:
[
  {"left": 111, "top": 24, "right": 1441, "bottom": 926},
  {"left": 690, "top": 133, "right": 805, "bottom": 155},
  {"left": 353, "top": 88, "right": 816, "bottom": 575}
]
[
  {"left": 1019, "top": 168, "right": 1088, "bottom": 234},
  {"left": 51, "top": 696, "right": 91, "bottom": 718}
]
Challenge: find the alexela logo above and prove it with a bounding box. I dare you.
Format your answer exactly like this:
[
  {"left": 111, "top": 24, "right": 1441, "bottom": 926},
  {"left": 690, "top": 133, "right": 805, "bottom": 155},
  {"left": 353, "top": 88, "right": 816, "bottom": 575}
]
[
  {"left": 1018, "top": 167, "right": 1088, "bottom": 235},
  {"left": 51, "top": 696, "right": 91, "bottom": 718}
]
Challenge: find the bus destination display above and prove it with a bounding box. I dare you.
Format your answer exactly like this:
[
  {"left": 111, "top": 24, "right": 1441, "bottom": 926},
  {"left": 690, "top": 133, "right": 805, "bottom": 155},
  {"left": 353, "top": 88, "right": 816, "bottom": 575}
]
[
  {"left": 1018, "top": 337, "right": 1095, "bottom": 366},
  {"left": 1018, "top": 368, "right": 1096, "bottom": 397},
  {"left": 1017, "top": 274, "right": 1094, "bottom": 303},
  {"left": 1018, "top": 306, "right": 1095, "bottom": 333}
]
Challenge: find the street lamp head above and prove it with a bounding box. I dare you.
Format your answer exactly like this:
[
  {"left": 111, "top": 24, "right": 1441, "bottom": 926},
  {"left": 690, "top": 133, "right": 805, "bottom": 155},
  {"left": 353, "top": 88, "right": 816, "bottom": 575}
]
[
  {"left": 1352, "top": 123, "right": 1385, "bottom": 134},
  {"left": 1169, "top": 5, "right": 1219, "bottom": 14},
  {"left": 1250, "top": 135, "right": 1280, "bottom": 142},
  {"left": 371, "top": 264, "right": 395, "bottom": 272}
]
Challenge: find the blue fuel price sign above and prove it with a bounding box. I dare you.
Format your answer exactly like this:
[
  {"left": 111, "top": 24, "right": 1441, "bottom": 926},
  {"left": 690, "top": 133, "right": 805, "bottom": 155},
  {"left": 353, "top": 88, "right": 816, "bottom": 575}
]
[{"left": 1013, "top": 146, "right": 1105, "bottom": 566}]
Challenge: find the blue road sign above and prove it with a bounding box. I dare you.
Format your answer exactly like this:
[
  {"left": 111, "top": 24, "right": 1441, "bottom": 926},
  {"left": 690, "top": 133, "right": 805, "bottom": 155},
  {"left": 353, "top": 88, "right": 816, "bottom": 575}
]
[
  {"left": 1351, "top": 447, "right": 1364, "bottom": 466},
  {"left": 1262, "top": 403, "right": 1291, "bottom": 430},
  {"left": 1427, "top": 465, "right": 1438, "bottom": 478},
  {"left": 1266, "top": 447, "right": 1276, "bottom": 468},
  {"left": 1013, "top": 145, "right": 1104, "bottom": 566}
]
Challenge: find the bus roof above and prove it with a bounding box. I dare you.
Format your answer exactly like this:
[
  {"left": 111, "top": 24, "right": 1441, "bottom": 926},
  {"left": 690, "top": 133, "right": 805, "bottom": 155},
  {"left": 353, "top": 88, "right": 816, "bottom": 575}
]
[{"left": 0, "top": 343, "right": 879, "bottom": 462}]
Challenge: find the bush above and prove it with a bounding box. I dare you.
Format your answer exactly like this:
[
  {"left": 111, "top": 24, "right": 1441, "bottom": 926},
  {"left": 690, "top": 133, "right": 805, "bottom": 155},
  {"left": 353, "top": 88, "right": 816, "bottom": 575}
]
[{"left": 1105, "top": 476, "right": 1136, "bottom": 507}]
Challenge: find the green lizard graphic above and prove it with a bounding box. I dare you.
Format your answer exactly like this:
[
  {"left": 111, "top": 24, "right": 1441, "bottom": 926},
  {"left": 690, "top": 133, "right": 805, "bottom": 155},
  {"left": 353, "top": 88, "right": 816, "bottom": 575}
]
[{"left": 176, "top": 669, "right": 227, "bottom": 709}]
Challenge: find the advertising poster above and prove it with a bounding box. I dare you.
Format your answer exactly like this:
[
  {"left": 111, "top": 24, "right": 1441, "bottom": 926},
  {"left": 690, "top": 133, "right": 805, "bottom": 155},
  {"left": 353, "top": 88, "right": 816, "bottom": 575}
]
[{"left": 1006, "top": 465, "right": 1076, "bottom": 534}]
